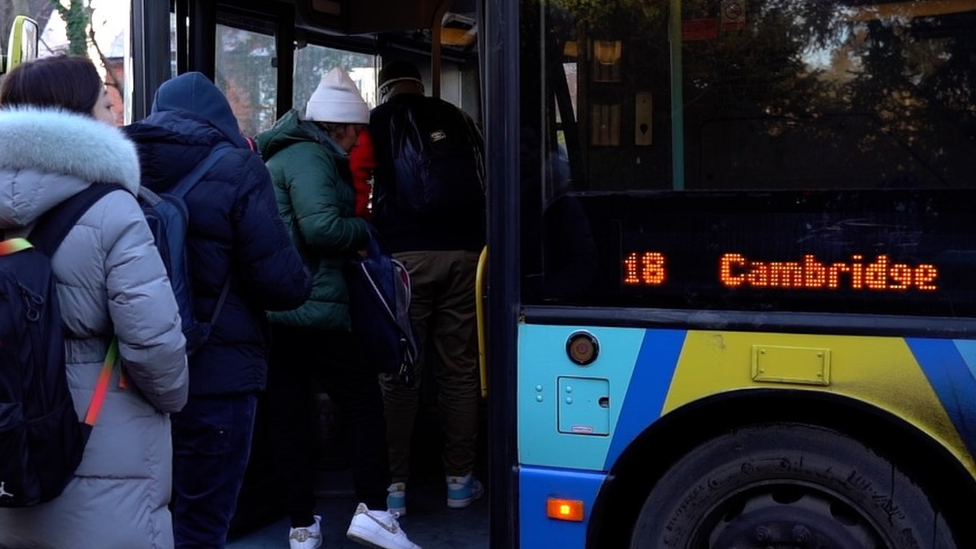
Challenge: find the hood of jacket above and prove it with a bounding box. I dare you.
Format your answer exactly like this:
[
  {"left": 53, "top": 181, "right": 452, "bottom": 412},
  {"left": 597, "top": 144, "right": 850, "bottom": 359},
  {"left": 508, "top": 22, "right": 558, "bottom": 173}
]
[
  {"left": 256, "top": 108, "right": 347, "bottom": 163},
  {"left": 0, "top": 107, "right": 140, "bottom": 230},
  {"left": 124, "top": 109, "right": 237, "bottom": 194},
  {"left": 151, "top": 71, "right": 249, "bottom": 150}
]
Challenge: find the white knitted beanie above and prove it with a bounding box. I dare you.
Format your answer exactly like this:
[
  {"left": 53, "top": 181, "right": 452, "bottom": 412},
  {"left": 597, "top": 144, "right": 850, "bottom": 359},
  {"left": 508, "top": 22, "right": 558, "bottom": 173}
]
[{"left": 305, "top": 68, "right": 369, "bottom": 123}]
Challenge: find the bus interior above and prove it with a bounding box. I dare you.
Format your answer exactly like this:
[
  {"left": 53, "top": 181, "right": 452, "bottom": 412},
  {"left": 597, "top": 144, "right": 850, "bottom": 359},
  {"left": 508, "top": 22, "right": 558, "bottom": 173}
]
[{"left": 140, "top": 0, "right": 491, "bottom": 539}]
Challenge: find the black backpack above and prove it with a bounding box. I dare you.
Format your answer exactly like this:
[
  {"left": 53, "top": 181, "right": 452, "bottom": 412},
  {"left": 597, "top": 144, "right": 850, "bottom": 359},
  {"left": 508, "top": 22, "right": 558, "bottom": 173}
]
[
  {"left": 390, "top": 97, "right": 486, "bottom": 215},
  {"left": 0, "top": 184, "right": 118, "bottom": 507}
]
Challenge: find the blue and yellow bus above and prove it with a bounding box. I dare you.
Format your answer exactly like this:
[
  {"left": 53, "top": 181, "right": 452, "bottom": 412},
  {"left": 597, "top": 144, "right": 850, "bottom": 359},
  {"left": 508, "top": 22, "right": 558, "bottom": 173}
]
[{"left": 123, "top": 0, "right": 976, "bottom": 547}]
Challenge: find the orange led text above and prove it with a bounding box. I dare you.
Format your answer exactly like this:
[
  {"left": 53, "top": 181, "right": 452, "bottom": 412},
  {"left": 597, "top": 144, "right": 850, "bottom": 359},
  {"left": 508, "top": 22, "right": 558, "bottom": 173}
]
[
  {"left": 719, "top": 253, "right": 938, "bottom": 291},
  {"left": 622, "top": 252, "right": 666, "bottom": 286}
]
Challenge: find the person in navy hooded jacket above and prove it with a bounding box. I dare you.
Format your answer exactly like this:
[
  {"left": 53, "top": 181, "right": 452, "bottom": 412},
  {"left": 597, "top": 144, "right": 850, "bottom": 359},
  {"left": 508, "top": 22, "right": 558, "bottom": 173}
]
[{"left": 124, "top": 72, "right": 312, "bottom": 549}]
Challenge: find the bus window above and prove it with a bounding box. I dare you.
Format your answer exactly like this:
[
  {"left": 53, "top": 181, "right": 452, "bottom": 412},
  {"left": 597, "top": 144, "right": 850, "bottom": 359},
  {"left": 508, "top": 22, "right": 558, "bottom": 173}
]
[
  {"left": 215, "top": 18, "right": 278, "bottom": 136},
  {"left": 527, "top": 0, "right": 976, "bottom": 196},
  {"left": 521, "top": 0, "right": 976, "bottom": 315},
  {"left": 293, "top": 44, "right": 376, "bottom": 110},
  {"left": 679, "top": 2, "right": 976, "bottom": 191}
]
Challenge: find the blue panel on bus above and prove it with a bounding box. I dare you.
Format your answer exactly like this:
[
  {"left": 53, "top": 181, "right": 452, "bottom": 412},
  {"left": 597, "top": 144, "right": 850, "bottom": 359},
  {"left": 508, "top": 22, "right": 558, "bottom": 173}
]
[
  {"left": 519, "top": 466, "right": 605, "bottom": 549},
  {"left": 907, "top": 338, "right": 976, "bottom": 459},
  {"left": 604, "top": 329, "right": 686, "bottom": 469},
  {"left": 519, "top": 325, "right": 646, "bottom": 469},
  {"left": 954, "top": 340, "right": 976, "bottom": 380}
]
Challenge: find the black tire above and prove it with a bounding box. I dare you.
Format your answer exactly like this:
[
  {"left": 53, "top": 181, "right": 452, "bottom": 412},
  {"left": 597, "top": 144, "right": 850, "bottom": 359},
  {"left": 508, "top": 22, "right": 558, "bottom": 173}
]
[{"left": 630, "top": 422, "right": 957, "bottom": 549}]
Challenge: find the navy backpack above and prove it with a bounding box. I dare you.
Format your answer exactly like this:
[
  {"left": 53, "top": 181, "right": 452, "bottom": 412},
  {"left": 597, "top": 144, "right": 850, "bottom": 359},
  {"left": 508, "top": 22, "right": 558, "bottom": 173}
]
[
  {"left": 344, "top": 225, "right": 419, "bottom": 385},
  {"left": 137, "top": 143, "right": 234, "bottom": 355},
  {"left": 389, "top": 96, "right": 486, "bottom": 216}
]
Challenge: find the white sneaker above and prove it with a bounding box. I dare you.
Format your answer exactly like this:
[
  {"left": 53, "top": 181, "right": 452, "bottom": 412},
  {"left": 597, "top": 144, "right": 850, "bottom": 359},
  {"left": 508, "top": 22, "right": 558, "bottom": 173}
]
[
  {"left": 346, "top": 502, "right": 421, "bottom": 549},
  {"left": 288, "top": 515, "right": 323, "bottom": 549}
]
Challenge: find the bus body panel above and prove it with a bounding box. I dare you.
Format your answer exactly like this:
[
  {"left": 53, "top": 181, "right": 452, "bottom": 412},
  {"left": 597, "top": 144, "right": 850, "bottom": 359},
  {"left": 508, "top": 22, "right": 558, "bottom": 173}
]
[
  {"left": 906, "top": 338, "right": 976, "bottom": 462},
  {"left": 517, "top": 322, "right": 976, "bottom": 544},
  {"left": 667, "top": 330, "right": 976, "bottom": 474},
  {"left": 518, "top": 467, "right": 604, "bottom": 549},
  {"left": 518, "top": 324, "right": 679, "bottom": 470}
]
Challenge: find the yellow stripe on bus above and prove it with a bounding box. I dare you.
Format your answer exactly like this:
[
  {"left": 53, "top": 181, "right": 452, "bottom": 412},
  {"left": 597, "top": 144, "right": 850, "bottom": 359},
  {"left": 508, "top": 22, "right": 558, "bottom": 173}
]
[{"left": 663, "top": 331, "right": 976, "bottom": 476}]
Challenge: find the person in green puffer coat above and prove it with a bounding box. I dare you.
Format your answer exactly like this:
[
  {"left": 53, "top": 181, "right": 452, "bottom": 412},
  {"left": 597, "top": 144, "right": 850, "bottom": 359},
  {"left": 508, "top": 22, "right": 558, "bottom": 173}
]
[
  {"left": 260, "top": 104, "right": 366, "bottom": 331},
  {"left": 255, "top": 68, "right": 420, "bottom": 549}
]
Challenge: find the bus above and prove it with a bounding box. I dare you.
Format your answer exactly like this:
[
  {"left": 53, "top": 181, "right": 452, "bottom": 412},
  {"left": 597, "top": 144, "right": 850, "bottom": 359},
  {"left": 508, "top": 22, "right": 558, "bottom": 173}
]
[{"left": 123, "top": 0, "right": 976, "bottom": 548}]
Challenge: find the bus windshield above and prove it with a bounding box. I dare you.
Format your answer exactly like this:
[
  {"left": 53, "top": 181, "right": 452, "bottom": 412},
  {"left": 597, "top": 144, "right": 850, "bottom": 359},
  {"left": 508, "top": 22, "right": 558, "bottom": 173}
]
[{"left": 522, "top": 0, "right": 976, "bottom": 318}]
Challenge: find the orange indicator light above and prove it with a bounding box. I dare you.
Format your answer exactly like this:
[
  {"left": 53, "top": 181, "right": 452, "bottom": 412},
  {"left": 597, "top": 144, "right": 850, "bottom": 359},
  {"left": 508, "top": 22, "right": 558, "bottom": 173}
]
[{"left": 546, "top": 498, "right": 585, "bottom": 522}]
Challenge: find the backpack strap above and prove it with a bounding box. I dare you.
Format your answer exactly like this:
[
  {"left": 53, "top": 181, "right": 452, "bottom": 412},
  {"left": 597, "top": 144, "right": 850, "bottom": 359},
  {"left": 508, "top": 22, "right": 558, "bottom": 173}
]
[
  {"left": 138, "top": 143, "right": 235, "bottom": 205},
  {"left": 24, "top": 184, "right": 126, "bottom": 428},
  {"left": 137, "top": 143, "right": 236, "bottom": 337},
  {"left": 170, "top": 142, "right": 237, "bottom": 329},
  {"left": 211, "top": 278, "right": 232, "bottom": 325},
  {"left": 168, "top": 142, "right": 236, "bottom": 199},
  {"left": 83, "top": 338, "right": 119, "bottom": 426},
  {"left": 0, "top": 238, "right": 32, "bottom": 256},
  {"left": 29, "top": 184, "right": 125, "bottom": 256}
]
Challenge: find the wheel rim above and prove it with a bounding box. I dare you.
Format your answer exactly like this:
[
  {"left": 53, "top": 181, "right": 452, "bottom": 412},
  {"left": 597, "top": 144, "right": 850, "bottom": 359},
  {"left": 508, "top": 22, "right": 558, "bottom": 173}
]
[{"left": 698, "top": 483, "right": 889, "bottom": 549}]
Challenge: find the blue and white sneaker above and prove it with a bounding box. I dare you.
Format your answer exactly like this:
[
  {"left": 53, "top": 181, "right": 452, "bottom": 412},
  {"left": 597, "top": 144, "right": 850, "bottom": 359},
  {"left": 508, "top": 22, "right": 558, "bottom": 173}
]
[
  {"left": 387, "top": 482, "right": 407, "bottom": 517},
  {"left": 446, "top": 473, "right": 484, "bottom": 509}
]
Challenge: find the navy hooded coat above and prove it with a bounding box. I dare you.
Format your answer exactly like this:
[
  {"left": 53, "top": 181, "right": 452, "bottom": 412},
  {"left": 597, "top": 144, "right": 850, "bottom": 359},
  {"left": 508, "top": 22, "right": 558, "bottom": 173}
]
[{"left": 124, "top": 72, "right": 312, "bottom": 395}]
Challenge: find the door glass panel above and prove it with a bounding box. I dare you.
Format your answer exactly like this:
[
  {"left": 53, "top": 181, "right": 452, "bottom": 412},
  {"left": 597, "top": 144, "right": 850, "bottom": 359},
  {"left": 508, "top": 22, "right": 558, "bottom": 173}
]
[
  {"left": 215, "top": 23, "right": 277, "bottom": 137},
  {"left": 294, "top": 44, "right": 377, "bottom": 110}
]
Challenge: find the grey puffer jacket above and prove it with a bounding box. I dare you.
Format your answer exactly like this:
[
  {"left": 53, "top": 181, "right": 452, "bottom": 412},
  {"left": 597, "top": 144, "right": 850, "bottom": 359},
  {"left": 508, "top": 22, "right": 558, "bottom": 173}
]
[{"left": 0, "top": 107, "right": 188, "bottom": 549}]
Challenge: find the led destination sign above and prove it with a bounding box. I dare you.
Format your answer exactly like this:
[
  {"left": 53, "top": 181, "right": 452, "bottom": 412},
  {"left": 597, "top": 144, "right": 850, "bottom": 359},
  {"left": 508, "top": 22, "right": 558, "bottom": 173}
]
[
  {"left": 574, "top": 189, "right": 976, "bottom": 317},
  {"left": 623, "top": 252, "right": 939, "bottom": 292}
]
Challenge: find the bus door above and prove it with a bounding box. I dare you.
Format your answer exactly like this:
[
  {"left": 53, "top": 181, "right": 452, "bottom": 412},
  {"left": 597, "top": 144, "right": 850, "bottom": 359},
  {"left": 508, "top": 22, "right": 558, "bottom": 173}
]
[{"left": 131, "top": 0, "right": 487, "bottom": 536}]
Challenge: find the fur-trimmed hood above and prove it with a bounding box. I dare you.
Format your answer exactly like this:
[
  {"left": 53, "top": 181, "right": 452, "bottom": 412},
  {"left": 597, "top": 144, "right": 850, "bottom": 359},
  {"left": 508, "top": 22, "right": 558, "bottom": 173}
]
[{"left": 0, "top": 106, "right": 140, "bottom": 230}]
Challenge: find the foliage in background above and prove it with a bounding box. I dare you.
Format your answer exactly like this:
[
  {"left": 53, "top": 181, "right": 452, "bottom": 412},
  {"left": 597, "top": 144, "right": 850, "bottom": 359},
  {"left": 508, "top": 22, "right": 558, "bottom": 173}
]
[
  {"left": 51, "top": 0, "right": 92, "bottom": 56},
  {"left": 46, "top": 0, "right": 123, "bottom": 96}
]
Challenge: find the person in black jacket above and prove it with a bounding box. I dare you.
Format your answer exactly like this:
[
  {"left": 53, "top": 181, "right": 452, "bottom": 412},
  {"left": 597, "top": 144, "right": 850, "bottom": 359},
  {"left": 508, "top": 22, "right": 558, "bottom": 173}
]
[
  {"left": 368, "top": 60, "right": 486, "bottom": 515},
  {"left": 124, "top": 72, "right": 312, "bottom": 549}
]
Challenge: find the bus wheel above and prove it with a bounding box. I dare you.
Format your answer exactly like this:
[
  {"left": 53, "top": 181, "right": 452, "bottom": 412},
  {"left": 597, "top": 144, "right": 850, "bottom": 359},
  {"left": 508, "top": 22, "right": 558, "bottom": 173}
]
[{"left": 629, "top": 422, "right": 956, "bottom": 549}]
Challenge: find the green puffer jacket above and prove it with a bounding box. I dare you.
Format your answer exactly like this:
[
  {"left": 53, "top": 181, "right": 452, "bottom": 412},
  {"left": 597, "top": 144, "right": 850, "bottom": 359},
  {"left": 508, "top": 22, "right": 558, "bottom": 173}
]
[{"left": 256, "top": 109, "right": 368, "bottom": 330}]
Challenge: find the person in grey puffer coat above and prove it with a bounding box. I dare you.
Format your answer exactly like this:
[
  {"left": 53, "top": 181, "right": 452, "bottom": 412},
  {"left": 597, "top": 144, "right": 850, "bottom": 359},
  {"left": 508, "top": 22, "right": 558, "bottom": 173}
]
[{"left": 0, "top": 56, "right": 188, "bottom": 549}]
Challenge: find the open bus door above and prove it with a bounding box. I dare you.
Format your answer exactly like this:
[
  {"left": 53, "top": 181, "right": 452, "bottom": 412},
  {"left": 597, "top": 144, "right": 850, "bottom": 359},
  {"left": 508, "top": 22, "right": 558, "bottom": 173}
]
[
  {"left": 130, "top": 0, "right": 492, "bottom": 542},
  {"left": 2, "top": 15, "right": 38, "bottom": 75}
]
